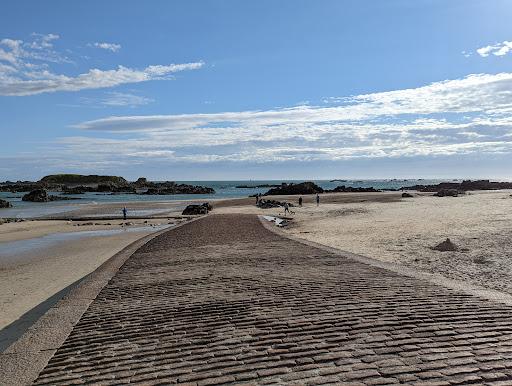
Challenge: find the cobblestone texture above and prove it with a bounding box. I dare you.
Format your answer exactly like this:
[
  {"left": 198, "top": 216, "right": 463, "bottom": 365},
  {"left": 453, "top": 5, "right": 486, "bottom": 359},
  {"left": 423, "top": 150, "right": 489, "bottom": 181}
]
[{"left": 33, "top": 214, "right": 512, "bottom": 385}]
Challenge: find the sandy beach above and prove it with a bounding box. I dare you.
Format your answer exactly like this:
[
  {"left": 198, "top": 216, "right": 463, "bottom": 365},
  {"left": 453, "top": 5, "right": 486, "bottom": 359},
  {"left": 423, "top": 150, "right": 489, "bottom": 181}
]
[
  {"left": 2, "top": 189, "right": 512, "bottom": 350},
  {"left": 217, "top": 190, "right": 512, "bottom": 294}
]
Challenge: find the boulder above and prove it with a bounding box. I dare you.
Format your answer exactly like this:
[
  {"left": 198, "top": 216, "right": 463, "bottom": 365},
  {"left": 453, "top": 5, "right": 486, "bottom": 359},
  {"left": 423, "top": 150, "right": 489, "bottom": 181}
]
[
  {"left": 433, "top": 189, "right": 462, "bottom": 197},
  {"left": 0, "top": 199, "right": 12, "bottom": 208},
  {"left": 22, "top": 189, "right": 51, "bottom": 202},
  {"left": 257, "top": 199, "right": 293, "bottom": 209},
  {"left": 182, "top": 203, "right": 212, "bottom": 215},
  {"left": 432, "top": 238, "right": 458, "bottom": 252},
  {"left": 402, "top": 192, "right": 413, "bottom": 198},
  {"left": 264, "top": 182, "right": 324, "bottom": 195}
]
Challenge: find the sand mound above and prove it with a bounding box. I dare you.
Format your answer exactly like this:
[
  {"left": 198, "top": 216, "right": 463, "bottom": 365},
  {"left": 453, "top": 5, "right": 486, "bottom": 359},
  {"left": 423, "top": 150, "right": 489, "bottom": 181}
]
[{"left": 432, "top": 238, "right": 458, "bottom": 252}]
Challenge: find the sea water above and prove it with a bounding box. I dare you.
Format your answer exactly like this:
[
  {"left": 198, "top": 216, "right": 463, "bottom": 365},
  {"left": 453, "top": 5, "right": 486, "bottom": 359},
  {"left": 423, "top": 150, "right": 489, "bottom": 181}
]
[{"left": 0, "top": 179, "right": 452, "bottom": 218}]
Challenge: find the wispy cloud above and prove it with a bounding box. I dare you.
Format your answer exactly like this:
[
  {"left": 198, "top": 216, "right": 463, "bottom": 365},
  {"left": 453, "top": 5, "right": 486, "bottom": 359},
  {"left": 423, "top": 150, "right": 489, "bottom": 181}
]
[
  {"left": 476, "top": 40, "right": 512, "bottom": 57},
  {"left": 0, "top": 34, "right": 204, "bottom": 96},
  {"left": 80, "top": 91, "right": 153, "bottom": 107},
  {"left": 90, "top": 42, "right": 121, "bottom": 52},
  {"left": 62, "top": 72, "right": 512, "bottom": 165}
]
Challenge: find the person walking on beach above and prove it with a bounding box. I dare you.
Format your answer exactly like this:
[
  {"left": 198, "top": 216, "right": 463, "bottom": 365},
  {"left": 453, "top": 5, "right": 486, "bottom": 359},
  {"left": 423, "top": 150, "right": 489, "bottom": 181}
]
[
  {"left": 284, "top": 202, "right": 290, "bottom": 215},
  {"left": 122, "top": 206, "right": 127, "bottom": 220},
  {"left": 316, "top": 194, "right": 320, "bottom": 206},
  {"left": 298, "top": 196, "right": 303, "bottom": 207},
  {"left": 256, "top": 194, "right": 259, "bottom": 205}
]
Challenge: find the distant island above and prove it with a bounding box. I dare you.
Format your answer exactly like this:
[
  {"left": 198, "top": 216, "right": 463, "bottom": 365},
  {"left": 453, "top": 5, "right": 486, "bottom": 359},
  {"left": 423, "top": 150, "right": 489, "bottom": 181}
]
[{"left": 0, "top": 174, "right": 215, "bottom": 203}]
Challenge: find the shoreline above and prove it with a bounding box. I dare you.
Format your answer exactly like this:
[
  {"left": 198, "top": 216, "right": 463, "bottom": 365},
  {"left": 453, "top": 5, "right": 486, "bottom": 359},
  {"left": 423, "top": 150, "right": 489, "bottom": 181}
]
[{"left": 2, "top": 189, "right": 512, "bottom": 353}]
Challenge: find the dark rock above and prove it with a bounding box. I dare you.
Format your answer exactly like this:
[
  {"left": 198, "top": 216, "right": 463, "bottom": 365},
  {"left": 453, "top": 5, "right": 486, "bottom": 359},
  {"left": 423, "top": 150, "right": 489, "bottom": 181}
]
[
  {"left": 402, "top": 192, "right": 413, "bottom": 198},
  {"left": 402, "top": 179, "right": 512, "bottom": 193},
  {"left": 0, "top": 199, "right": 12, "bottom": 208},
  {"left": 433, "top": 189, "right": 463, "bottom": 197},
  {"left": 326, "top": 185, "right": 381, "bottom": 193},
  {"left": 22, "top": 189, "right": 52, "bottom": 202},
  {"left": 62, "top": 186, "right": 95, "bottom": 195},
  {"left": 264, "top": 182, "right": 323, "bottom": 196},
  {"left": 22, "top": 189, "right": 80, "bottom": 202},
  {"left": 142, "top": 184, "right": 214, "bottom": 195},
  {"left": 432, "top": 238, "right": 458, "bottom": 252},
  {"left": 257, "top": 199, "right": 294, "bottom": 209},
  {"left": 182, "top": 202, "right": 212, "bottom": 215}
]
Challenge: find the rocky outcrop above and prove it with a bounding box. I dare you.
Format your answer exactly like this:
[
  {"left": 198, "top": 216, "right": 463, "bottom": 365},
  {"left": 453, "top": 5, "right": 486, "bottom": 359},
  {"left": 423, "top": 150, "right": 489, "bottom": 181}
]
[
  {"left": 433, "top": 189, "right": 464, "bottom": 197},
  {"left": 264, "top": 182, "right": 323, "bottom": 196},
  {"left": 62, "top": 186, "right": 96, "bottom": 194},
  {"left": 0, "top": 199, "right": 12, "bottom": 208},
  {"left": 257, "top": 199, "right": 294, "bottom": 209},
  {"left": 182, "top": 203, "right": 212, "bottom": 215},
  {"left": 143, "top": 183, "right": 215, "bottom": 195},
  {"left": 22, "top": 189, "right": 80, "bottom": 202},
  {"left": 326, "top": 185, "right": 381, "bottom": 193},
  {"left": 402, "top": 180, "right": 512, "bottom": 193}
]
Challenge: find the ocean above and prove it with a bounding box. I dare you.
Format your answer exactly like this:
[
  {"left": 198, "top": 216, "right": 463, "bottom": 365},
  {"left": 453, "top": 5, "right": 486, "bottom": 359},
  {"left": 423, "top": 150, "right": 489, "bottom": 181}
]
[{"left": 0, "top": 179, "right": 453, "bottom": 218}]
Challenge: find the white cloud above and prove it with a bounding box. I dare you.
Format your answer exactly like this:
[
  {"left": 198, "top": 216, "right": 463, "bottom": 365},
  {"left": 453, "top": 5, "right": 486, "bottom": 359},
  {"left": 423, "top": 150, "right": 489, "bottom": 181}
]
[
  {"left": 80, "top": 91, "right": 153, "bottom": 107},
  {"left": 91, "top": 42, "right": 121, "bottom": 52},
  {"left": 476, "top": 40, "right": 512, "bottom": 57},
  {"left": 0, "top": 62, "right": 203, "bottom": 96},
  {"left": 61, "top": 72, "right": 512, "bottom": 164},
  {"left": 0, "top": 34, "right": 204, "bottom": 96}
]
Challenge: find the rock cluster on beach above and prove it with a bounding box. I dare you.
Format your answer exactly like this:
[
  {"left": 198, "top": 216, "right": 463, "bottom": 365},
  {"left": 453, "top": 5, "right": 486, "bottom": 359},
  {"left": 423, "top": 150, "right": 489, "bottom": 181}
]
[
  {"left": 402, "top": 180, "right": 512, "bottom": 193},
  {"left": 182, "top": 202, "right": 212, "bottom": 215},
  {"left": 257, "top": 199, "right": 294, "bottom": 209},
  {"left": 0, "top": 199, "right": 12, "bottom": 208},
  {"left": 263, "top": 181, "right": 382, "bottom": 196},
  {"left": 326, "top": 185, "right": 381, "bottom": 193},
  {"left": 264, "top": 182, "right": 324, "bottom": 195},
  {"left": 143, "top": 183, "right": 215, "bottom": 195},
  {"left": 0, "top": 174, "right": 215, "bottom": 196},
  {"left": 433, "top": 189, "right": 464, "bottom": 197}
]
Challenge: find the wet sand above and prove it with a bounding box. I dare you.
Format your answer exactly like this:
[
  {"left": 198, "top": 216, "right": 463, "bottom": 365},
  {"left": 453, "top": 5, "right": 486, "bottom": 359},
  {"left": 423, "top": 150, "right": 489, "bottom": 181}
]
[{"left": 0, "top": 219, "right": 181, "bottom": 333}]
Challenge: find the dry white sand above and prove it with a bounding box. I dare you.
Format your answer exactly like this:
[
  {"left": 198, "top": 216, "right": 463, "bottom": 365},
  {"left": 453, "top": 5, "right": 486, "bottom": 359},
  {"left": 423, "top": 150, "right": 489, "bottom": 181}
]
[{"left": 218, "top": 190, "right": 512, "bottom": 294}]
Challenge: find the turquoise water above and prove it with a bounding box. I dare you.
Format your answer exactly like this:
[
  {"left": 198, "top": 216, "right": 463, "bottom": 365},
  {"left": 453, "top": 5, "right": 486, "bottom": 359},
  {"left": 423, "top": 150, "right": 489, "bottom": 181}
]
[{"left": 0, "top": 179, "right": 452, "bottom": 218}]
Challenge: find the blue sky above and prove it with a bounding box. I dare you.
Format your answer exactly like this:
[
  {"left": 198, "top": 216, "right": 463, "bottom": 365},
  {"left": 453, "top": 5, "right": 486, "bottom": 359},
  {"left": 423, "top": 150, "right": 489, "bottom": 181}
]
[{"left": 1, "top": 0, "right": 512, "bottom": 180}]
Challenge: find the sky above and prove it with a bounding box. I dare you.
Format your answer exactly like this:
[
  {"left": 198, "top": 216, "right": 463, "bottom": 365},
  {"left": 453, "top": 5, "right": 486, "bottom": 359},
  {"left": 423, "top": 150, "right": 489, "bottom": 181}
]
[{"left": 1, "top": 0, "right": 512, "bottom": 181}]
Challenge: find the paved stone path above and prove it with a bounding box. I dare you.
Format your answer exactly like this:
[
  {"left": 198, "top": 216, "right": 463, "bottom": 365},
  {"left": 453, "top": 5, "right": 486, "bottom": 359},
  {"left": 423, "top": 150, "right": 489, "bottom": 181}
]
[{"left": 33, "top": 214, "right": 512, "bottom": 385}]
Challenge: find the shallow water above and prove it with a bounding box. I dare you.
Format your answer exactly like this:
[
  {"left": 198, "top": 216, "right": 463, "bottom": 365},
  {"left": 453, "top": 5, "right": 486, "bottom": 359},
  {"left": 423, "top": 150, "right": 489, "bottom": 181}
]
[{"left": 0, "top": 224, "right": 170, "bottom": 262}]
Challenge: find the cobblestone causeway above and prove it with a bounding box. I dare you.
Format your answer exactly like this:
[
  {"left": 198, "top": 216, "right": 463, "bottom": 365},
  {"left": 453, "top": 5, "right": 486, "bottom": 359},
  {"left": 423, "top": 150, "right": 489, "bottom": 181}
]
[{"left": 33, "top": 214, "right": 512, "bottom": 385}]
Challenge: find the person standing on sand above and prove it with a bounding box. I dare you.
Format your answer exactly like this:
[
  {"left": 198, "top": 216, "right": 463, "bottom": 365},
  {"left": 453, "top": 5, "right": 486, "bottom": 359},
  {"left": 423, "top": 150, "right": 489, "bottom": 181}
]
[
  {"left": 299, "top": 196, "right": 303, "bottom": 207},
  {"left": 122, "top": 207, "right": 127, "bottom": 220},
  {"left": 316, "top": 194, "right": 320, "bottom": 206},
  {"left": 256, "top": 195, "right": 259, "bottom": 205},
  {"left": 284, "top": 202, "right": 290, "bottom": 215}
]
